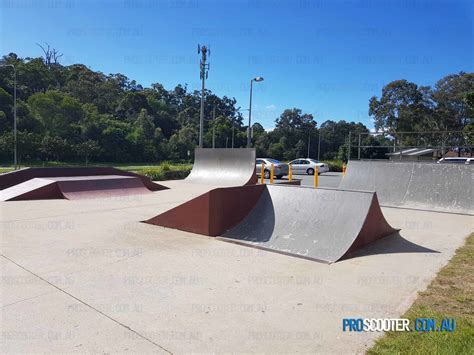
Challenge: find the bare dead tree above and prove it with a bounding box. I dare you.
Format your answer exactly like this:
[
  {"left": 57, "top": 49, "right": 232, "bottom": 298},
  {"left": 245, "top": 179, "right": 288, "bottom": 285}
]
[{"left": 36, "top": 42, "right": 63, "bottom": 68}]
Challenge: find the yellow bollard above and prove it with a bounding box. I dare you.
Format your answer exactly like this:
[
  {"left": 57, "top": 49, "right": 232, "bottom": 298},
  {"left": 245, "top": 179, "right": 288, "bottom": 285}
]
[
  {"left": 260, "top": 163, "right": 265, "bottom": 184},
  {"left": 270, "top": 163, "right": 274, "bottom": 184},
  {"left": 314, "top": 166, "right": 318, "bottom": 188},
  {"left": 288, "top": 164, "right": 293, "bottom": 182},
  {"left": 342, "top": 163, "right": 346, "bottom": 177}
]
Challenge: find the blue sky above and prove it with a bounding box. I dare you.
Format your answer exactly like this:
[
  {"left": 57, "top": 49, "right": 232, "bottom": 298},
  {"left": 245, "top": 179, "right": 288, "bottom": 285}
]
[{"left": 1, "top": 0, "right": 472, "bottom": 130}]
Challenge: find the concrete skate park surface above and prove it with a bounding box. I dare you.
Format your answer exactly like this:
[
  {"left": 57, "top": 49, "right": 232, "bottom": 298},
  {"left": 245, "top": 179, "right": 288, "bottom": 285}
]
[{"left": 1, "top": 181, "right": 473, "bottom": 353}]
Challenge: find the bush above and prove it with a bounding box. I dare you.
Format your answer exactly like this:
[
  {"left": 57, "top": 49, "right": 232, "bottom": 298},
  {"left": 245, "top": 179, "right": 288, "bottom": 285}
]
[
  {"left": 322, "top": 159, "right": 344, "bottom": 172},
  {"left": 133, "top": 163, "right": 192, "bottom": 181}
]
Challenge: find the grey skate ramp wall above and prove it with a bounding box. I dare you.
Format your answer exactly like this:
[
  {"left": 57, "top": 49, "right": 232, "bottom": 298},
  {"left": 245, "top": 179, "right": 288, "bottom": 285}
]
[
  {"left": 221, "top": 186, "right": 397, "bottom": 263},
  {"left": 339, "top": 161, "right": 473, "bottom": 214},
  {"left": 186, "top": 148, "right": 256, "bottom": 186}
]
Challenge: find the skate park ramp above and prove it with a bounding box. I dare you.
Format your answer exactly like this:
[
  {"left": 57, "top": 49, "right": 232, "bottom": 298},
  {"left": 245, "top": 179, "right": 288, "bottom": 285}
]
[
  {"left": 144, "top": 185, "right": 265, "bottom": 235},
  {"left": 1, "top": 175, "right": 154, "bottom": 201},
  {"left": 185, "top": 148, "right": 257, "bottom": 186},
  {"left": 146, "top": 184, "right": 397, "bottom": 263},
  {"left": 0, "top": 167, "right": 166, "bottom": 192},
  {"left": 339, "top": 160, "right": 473, "bottom": 214}
]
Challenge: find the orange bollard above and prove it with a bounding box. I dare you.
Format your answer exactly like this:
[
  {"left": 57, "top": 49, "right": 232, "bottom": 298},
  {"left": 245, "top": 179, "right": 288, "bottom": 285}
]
[
  {"left": 314, "top": 166, "right": 318, "bottom": 187},
  {"left": 260, "top": 163, "right": 265, "bottom": 184},
  {"left": 288, "top": 164, "right": 293, "bottom": 182},
  {"left": 270, "top": 163, "right": 274, "bottom": 184},
  {"left": 342, "top": 163, "right": 346, "bottom": 177}
]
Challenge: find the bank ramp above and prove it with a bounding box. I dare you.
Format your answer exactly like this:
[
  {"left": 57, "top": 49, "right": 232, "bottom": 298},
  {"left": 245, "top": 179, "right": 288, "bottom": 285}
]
[
  {"left": 145, "top": 185, "right": 397, "bottom": 263},
  {"left": 0, "top": 175, "right": 154, "bottom": 201},
  {"left": 186, "top": 148, "right": 256, "bottom": 186},
  {"left": 339, "top": 161, "right": 473, "bottom": 214}
]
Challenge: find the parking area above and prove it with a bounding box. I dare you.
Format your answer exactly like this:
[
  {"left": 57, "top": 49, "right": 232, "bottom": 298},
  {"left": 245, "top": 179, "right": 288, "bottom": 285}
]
[{"left": 261, "top": 172, "right": 343, "bottom": 188}]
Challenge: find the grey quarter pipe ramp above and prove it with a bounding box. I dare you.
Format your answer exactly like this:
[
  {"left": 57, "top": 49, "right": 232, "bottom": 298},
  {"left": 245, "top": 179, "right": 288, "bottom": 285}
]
[
  {"left": 186, "top": 148, "right": 257, "bottom": 186},
  {"left": 339, "top": 160, "right": 474, "bottom": 214},
  {"left": 145, "top": 184, "right": 397, "bottom": 263}
]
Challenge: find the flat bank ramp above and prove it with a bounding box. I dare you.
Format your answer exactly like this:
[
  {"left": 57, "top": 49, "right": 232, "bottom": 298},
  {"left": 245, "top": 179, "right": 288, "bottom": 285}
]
[
  {"left": 339, "top": 161, "right": 473, "bottom": 214},
  {"left": 1, "top": 175, "right": 152, "bottom": 201},
  {"left": 0, "top": 167, "right": 166, "bottom": 192},
  {"left": 186, "top": 148, "right": 256, "bottom": 186}
]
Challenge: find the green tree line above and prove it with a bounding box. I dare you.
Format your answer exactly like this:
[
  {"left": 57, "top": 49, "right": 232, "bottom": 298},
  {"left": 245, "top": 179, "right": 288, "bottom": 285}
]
[{"left": 0, "top": 51, "right": 472, "bottom": 164}]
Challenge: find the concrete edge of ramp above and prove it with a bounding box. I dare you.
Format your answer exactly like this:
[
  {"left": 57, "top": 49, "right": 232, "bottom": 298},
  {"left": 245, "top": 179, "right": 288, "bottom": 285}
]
[
  {"left": 1, "top": 176, "right": 153, "bottom": 201},
  {"left": 186, "top": 148, "right": 257, "bottom": 186},
  {"left": 144, "top": 184, "right": 265, "bottom": 235},
  {"left": 0, "top": 167, "right": 167, "bottom": 192},
  {"left": 145, "top": 184, "right": 398, "bottom": 263},
  {"left": 339, "top": 160, "right": 474, "bottom": 215}
]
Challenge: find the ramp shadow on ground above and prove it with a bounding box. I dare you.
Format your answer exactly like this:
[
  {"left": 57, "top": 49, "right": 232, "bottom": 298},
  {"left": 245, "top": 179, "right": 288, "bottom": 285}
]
[{"left": 344, "top": 231, "right": 440, "bottom": 261}]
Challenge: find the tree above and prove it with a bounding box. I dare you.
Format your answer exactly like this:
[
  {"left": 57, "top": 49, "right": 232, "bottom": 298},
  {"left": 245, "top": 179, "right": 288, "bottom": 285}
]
[
  {"left": 75, "top": 140, "right": 101, "bottom": 164},
  {"left": 369, "top": 80, "right": 433, "bottom": 133},
  {"left": 432, "top": 72, "right": 474, "bottom": 130}
]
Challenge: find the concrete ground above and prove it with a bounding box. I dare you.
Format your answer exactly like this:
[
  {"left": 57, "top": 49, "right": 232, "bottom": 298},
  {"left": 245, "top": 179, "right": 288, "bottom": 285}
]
[{"left": 1, "top": 181, "right": 473, "bottom": 354}]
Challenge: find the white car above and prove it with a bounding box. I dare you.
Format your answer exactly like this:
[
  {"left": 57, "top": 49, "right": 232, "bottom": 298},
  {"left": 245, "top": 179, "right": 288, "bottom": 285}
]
[{"left": 289, "top": 158, "right": 329, "bottom": 175}]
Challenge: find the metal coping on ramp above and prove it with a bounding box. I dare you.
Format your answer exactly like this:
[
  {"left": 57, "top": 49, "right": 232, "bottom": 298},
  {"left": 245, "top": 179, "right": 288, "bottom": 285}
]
[
  {"left": 144, "top": 184, "right": 397, "bottom": 263},
  {"left": 339, "top": 160, "right": 474, "bottom": 215},
  {"left": 1, "top": 175, "right": 154, "bottom": 201},
  {"left": 186, "top": 148, "right": 257, "bottom": 186},
  {"left": 0, "top": 167, "right": 167, "bottom": 192}
]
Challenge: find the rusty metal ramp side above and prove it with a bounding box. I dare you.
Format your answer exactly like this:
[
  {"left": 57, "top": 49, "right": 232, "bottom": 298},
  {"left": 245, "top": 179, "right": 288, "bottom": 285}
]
[
  {"left": 144, "top": 185, "right": 265, "bottom": 236},
  {"left": 339, "top": 160, "right": 474, "bottom": 214},
  {"left": 220, "top": 186, "right": 397, "bottom": 263},
  {"left": 53, "top": 176, "right": 152, "bottom": 200},
  {"left": 0, "top": 167, "right": 167, "bottom": 191},
  {"left": 186, "top": 148, "right": 257, "bottom": 187}
]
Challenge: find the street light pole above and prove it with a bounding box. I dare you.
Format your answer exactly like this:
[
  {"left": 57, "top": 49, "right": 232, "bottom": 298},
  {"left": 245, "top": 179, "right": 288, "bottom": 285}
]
[
  {"left": 1, "top": 64, "right": 17, "bottom": 169},
  {"left": 247, "top": 76, "right": 264, "bottom": 148}
]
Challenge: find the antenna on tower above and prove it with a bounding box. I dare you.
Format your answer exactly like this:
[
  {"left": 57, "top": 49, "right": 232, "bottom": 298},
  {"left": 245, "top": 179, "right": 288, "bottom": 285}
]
[{"left": 198, "top": 44, "right": 211, "bottom": 148}]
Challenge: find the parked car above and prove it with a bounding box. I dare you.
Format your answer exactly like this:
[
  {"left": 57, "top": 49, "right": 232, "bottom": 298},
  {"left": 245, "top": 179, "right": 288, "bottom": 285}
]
[
  {"left": 437, "top": 157, "right": 473, "bottom": 165},
  {"left": 288, "top": 158, "right": 329, "bottom": 175},
  {"left": 256, "top": 158, "right": 289, "bottom": 179}
]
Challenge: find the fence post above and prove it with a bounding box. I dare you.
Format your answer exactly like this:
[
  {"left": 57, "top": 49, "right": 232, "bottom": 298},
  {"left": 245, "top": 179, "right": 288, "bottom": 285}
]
[
  {"left": 399, "top": 133, "right": 403, "bottom": 161},
  {"left": 347, "top": 131, "right": 351, "bottom": 162},
  {"left": 358, "top": 133, "right": 361, "bottom": 160}
]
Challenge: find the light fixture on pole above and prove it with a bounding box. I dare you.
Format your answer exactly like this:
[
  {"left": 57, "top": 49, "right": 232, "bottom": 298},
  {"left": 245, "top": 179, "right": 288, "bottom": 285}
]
[
  {"left": 1, "top": 64, "right": 17, "bottom": 169},
  {"left": 247, "top": 76, "right": 264, "bottom": 148}
]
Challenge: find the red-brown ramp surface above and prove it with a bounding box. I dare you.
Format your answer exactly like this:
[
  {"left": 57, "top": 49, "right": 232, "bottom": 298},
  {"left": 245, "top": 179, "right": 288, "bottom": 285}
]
[
  {"left": 1, "top": 176, "right": 153, "bottom": 201},
  {"left": 0, "top": 167, "right": 166, "bottom": 192}
]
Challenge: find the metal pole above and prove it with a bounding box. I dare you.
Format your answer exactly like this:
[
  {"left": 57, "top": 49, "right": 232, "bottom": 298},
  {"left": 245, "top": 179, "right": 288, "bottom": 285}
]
[
  {"left": 199, "top": 73, "right": 205, "bottom": 148},
  {"left": 317, "top": 130, "right": 321, "bottom": 160},
  {"left": 247, "top": 79, "right": 253, "bottom": 148},
  {"left": 212, "top": 106, "right": 215, "bottom": 148},
  {"left": 231, "top": 122, "right": 234, "bottom": 148},
  {"left": 307, "top": 130, "right": 310, "bottom": 158},
  {"left": 13, "top": 66, "right": 17, "bottom": 169},
  {"left": 347, "top": 131, "right": 351, "bottom": 161},
  {"left": 357, "top": 133, "right": 361, "bottom": 160}
]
